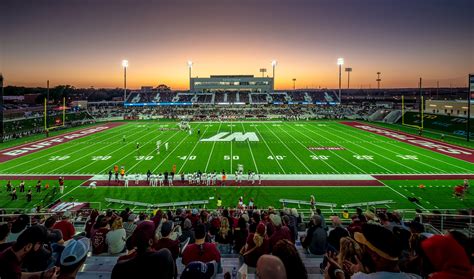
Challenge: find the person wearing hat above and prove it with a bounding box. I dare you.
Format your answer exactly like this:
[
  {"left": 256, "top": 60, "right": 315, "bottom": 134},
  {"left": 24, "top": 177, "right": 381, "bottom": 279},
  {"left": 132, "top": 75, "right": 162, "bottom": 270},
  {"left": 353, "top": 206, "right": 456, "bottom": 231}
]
[
  {"left": 182, "top": 223, "right": 221, "bottom": 266},
  {"left": 241, "top": 222, "right": 269, "bottom": 268},
  {"left": 0, "top": 225, "right": 59, "bottom": 279},
  {"left": 123, "top": 214, "right": 137, "bottom": 239},
  {"left": 268, "top": 214, "right": 292, "bottom": 252},
  {"left": 349, "top": 224, "right": 420, "bottom": 278},
  {"left": 419, "top": 234, "right": 472, "bottom": 279},
  {"left": 58, "top": 237, "right": 90, "bottom": 279},
  {"left": 112, "top": 221, "right": 175, "bottom": 279},
  {"left": 181, "top": 261, "right": 218, "bottom": 279},
  {"left": 154, "top": 221, "right": 180, "bottom": 260},
  {"left": 53, "top": 211, "right": 76, "bottom": 241}
]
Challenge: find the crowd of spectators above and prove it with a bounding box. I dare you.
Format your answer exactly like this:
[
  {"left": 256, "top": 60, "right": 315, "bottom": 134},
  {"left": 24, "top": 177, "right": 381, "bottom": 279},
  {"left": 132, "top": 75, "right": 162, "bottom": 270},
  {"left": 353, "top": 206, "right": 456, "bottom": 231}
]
[{"left": 0, "top": 205, "right": 472, "bottom": 279}]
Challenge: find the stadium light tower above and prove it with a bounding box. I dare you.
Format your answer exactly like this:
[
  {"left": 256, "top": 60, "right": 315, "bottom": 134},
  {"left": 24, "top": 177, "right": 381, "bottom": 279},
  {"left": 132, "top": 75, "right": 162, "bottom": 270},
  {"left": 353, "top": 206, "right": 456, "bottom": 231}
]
[
  {"left": 122, "top": 59, "right": 128, "bottom": 102},
  {"left": 337, "top": 57, "right": 344, "bottom": 103},
  {"left": 292, "top": 78, "right": 296, "bottom": 90},
  {"left": 187, "top": 60, "right": 193, "bottom": 79},
  {"left": 376, "top": 72, "right": 382, "bottom": 89},
  {"left": 259, "top": 68, "right": 267, "bottom": 77},
  {"left": 345, "top": 67, "right": 352, "bottom": 89},
  {"left": 271, "top": 60, "right": 277, "bottom": 91},
  {"left": 0, "top": 73, "right": 3, "bottom": 142}
]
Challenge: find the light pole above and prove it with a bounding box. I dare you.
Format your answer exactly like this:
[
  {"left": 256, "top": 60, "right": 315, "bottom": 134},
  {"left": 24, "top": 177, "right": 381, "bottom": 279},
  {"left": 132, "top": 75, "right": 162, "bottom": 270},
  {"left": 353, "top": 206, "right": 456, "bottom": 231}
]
[
  {"left": 292, "top": 78, "right": 296, "bottom": 90},
  {"left": 122, "top": 60, "right": 128, "bottom": 102},
  {"left": 259, "top": 68, "right": 267, "bottom": 77},
  {"left": 272, "top": 60, "right": 277, "bottom": 91},
  {"left": 337, "top": 58, "right": 344, "bottom": 103},
  {"left": 376, "top": 72, "right": 382, "bottom": 89},
  {"left": 345, "top": 68, "right": 352, "bottom": 89},
  {"left": 188, "top": 60, "right": 193, "bottom": 91}
]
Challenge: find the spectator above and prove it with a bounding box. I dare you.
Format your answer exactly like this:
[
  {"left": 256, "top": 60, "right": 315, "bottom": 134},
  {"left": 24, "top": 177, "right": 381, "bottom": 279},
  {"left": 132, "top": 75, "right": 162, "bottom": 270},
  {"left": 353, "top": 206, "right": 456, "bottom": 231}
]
[
  {"left": 84, "top": 209, "right": 99, "bottom": 238},
  {"left": 272, "top": 239, "right": 307, "bottom": 279},
  {"left": 420, "top": 234, "right": 472, "bottom": 279},
  {"left": 7, "top": 214, "right": 29, "bottom": 242},
  {"left": 123, "top": 214, "right": 137, "bottom": 239},
  {"left": 337, "top": 237, "right": 364, "bottom": 273},
  {"left": 269, "top": 214, "right": 292, "bottom": 252},
  {"left": 181, "top": 261, "right": 218, "bottom": 279},
  {"left": 112, "top": 221, "right": 175, "bottom": 279},
  {"left": 0, "top": 223, "right": 13, "bottom": 252},
  {"left": 0, "top": 225, "right": 58, "bottom": 279},
  {"left": 106, "top": 217, "right": 126, "bottom": 255},
  {"left": 182, "top": 223, "right": 221, "bottom": 266},
  {"left": 241, "top": 222, "right": 269, "bottom": 268},
  {"left": 233, "top": 217, "right": 248, "bottom": 253},
  {"left": 327, "top": 216, "right": 349, "bottom": 251},
  {"left": 154, "top": 221, "right": 180, "bottom": 260},
  {"left": 302, "top": 215, "right": 327, "bottom": 255},
  {"left": 91, "top": 215, "right": 110, "bottom": 255},
  {"left": 53, "top": 211, "right": 76, "bottom": 241},
  {"left": 178, "top": 218, "right": 195, "bottom": 244},
  {"left": 316, "top": 208, "right": 327, "bottom": 230},
  {"left": 256, "top": 255, "right": 287, "bottom": 279},
  {"left": 348, "top": 224, "right": 420, "bottom": 278},
  {"left": 215, "top": 217, "right": 233, "bottom": 254},
  {"left": 58, "top": 237, "right": 90, "bottom": 279},
  {"left": 287, "top": 208, "right": 299, "bottom": 242}
]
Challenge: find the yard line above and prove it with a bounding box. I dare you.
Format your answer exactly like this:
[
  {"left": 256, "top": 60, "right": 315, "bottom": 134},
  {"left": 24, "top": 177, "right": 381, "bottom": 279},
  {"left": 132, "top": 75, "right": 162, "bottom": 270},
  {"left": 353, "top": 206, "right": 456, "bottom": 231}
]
[
  {"left": 241, "top": 122, "right": 259, "bottom": 173},
  {"left": 177, "top": 124, "right": 210, "bottom": 174},
  {"left": 72, "top": 125, "right": 161, "bottom": 174},
  {"left": 23, "top": 124, "right": 141, "bottom": 174},
  {"left": 205, "top": 123, "right": 223, "bottom": 172},
  {"left": 278, "top": 123, "right": 339, "bottom": 173},
  {"left": 304, "top": 124, "right": 394, "bottom": 173},
  {"left": 286, "top": 124, "right": 366, "bottom": 173},
  {"left": 153, "top": 123, "right": 204, "bottom": 173},
  {"left": 261, "top": 123, "right": 312, "bottom": 173},
  {"left": 230, "top": 123, "right": 233, "bottom": 172},
  {"left": 380, "top": 181, "right": 427, "bottom": 210},
  {"left": 1, "top": 124, "right": 132, "bottom": 172},
  {"left": 321, "top": 124, "right": 422, "bottom": 174},
  {"left": 328, "top": 124, "right": 448, "bottom": 174},
  {"left": 127, "top": 129, "right": 182, "bottom": 173},
  {"left": 252, "top": 123, "right": 286, "bottom": 174},
  {"left": 337, "top": 123, "right": 473, "bottom": 173}
]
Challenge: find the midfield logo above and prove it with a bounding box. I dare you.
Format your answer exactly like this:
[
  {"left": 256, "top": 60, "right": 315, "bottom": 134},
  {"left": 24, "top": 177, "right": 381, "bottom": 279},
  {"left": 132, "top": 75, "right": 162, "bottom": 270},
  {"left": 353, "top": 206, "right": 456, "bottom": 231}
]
[{"left": 200, "top": 132, "right": 259, "bottom": 142}]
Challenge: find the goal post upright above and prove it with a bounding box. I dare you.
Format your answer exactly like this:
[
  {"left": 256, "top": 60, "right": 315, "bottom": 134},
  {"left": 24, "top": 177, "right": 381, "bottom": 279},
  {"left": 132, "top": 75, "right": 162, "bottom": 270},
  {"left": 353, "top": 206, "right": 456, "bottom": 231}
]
[{"left": 63, "top": 97, "right": 66, "bottom": 127}]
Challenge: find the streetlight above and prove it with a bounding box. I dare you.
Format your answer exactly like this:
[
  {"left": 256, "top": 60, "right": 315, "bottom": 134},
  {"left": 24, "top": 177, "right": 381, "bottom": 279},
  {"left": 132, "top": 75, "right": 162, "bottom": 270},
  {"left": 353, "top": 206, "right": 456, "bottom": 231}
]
[
  {"left": 271, "top": 60, "right": 277, "bottom": 91},
  {"left": 345, "top": 68, "right": 352, "bottom": 89},
  {"left": 337, "top": 57, "right": 344, "bottom": 104},
  {"left": 122, "top": 59, "right": 128, "bottom": 103},
  {"left": 292, "top": 78, "right": 296, "bottom": 90}
]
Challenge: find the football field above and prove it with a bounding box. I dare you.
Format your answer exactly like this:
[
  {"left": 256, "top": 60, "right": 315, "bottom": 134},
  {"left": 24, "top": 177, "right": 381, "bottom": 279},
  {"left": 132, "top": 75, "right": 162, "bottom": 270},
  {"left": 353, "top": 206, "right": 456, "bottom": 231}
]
[{"left": 1, "top": 120, "right": 473, "bottom": 213}]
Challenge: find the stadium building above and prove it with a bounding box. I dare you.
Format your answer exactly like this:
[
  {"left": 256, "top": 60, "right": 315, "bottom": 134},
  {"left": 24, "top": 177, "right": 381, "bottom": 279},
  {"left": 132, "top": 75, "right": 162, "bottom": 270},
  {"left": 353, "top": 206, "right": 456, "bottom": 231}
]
[{"left": 190, "top": 75, "right": 273, "bottom": 93}]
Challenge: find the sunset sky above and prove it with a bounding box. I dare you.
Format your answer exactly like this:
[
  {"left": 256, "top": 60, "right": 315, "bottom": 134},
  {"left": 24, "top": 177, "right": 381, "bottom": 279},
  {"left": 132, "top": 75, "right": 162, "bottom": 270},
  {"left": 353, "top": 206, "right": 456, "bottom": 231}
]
[{"left": 1, "top": 0, "right": 473, "bottom": 90}]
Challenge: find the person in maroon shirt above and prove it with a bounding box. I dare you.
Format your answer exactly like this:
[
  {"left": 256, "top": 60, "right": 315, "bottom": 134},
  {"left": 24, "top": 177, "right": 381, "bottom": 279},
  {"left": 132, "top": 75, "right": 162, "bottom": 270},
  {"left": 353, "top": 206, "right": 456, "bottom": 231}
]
[
  {"left": 0, "top": 225, "right": 59, "bottom": 279},
  {"left": 182, "top": 223, "right": 221, "bottom": 266},
  {"left": 268, "top": 214, "right": 292, "bottom": 252},
  {"left": 52, "top": 211, "right": 76, "bottom": 241},
  {"left": 242, "top": 222, "right": 270, "bottom": 268},
  {"left": 154, "top": 222, "right": 180, "bottom": 260},
  {"left": 91, "top": 215, "right": 110, "bottom": 255}
]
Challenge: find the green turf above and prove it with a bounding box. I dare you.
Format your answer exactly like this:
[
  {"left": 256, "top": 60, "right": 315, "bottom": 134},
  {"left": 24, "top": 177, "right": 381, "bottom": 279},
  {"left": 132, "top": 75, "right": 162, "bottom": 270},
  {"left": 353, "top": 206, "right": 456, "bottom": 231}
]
[
  {"left": 1, "top": 121, "right": 472, "bottom": 175},
  {"left": 0, "top": 120, "right": 472, "bottom": 212}
]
